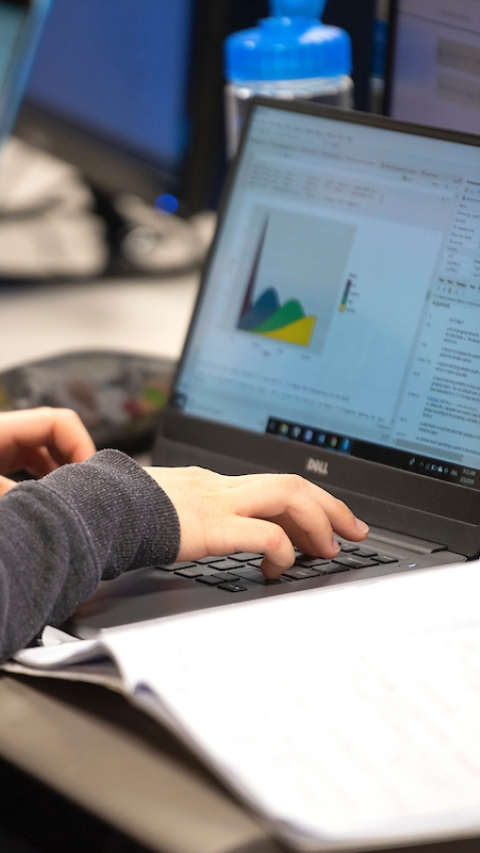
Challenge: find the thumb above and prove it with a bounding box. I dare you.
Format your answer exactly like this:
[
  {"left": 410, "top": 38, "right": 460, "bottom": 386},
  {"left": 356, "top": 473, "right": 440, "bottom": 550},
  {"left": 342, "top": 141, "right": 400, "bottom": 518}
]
[{"left": 0, "top": 476, "right": 17, "bottom": 497}]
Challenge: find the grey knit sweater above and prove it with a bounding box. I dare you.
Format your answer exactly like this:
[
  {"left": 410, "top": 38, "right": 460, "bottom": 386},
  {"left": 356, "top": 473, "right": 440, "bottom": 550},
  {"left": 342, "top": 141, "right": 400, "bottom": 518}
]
[{"left": 0, "top": 449, "right": 180, "bottom": 662}]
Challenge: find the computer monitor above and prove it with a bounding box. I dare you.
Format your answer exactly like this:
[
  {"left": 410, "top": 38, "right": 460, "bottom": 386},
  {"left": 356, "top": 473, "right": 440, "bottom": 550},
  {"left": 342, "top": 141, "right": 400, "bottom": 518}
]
[
  {"left": 14, "top": 0, "right": 229, "bottom": 215},
  {"left": 13, "top": 0, "right": 378, "bottom": 223},
  {"left": 385, "top": 0, "right": 480, "bottom": 135},
  {"left": 0, "top": 0, "right": 50, "bottom": 152}
]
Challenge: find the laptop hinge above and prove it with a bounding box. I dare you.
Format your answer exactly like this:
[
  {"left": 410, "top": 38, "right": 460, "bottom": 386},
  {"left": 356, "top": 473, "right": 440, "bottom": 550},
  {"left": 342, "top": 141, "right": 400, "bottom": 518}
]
[{"left": 367, "top": 526, "right": 445, "bottom": 556}]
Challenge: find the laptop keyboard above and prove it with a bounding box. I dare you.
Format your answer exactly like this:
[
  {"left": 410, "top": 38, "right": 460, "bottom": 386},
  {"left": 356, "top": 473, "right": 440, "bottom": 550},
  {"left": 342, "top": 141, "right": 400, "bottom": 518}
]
[{"left": 155, "top": 541, "right": 402, "bottom": 594}]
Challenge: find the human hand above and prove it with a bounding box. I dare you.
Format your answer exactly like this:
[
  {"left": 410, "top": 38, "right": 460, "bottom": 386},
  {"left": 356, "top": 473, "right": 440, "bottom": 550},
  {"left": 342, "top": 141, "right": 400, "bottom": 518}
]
[
  {"left": 0, "top": 407, "right": 96, "bottom": 497},
  {"left": 145, "top": 466, "right": 369, "bottom": 579}
]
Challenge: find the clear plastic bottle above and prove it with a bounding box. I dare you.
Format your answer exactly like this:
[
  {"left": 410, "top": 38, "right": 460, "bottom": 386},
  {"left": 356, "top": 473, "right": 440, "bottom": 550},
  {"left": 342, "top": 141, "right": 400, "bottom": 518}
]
[{"left": 224, "top": 0, "right": 353, "bottom": 158}]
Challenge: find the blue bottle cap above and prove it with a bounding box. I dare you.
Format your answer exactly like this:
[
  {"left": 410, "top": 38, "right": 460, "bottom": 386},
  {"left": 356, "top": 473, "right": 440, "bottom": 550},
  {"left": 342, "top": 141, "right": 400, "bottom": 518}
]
[
  {"left": 270, "top": 0, "right": 326, "bottom": 16},
  {"left": 225, "top": 12, "right": 352, "bottom": 83}
]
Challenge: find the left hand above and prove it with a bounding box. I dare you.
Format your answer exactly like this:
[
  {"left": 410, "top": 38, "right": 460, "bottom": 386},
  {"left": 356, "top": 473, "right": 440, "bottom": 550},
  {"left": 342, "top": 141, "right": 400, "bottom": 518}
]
[{"left": 0, "top": 407, "right": 96, "bottom": 497}]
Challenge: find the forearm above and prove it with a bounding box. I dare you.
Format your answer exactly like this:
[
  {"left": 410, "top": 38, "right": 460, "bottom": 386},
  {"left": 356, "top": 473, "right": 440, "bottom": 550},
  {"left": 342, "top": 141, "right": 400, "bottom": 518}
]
[{"left": 0, "top": 450, "right": 180, "bottom": 662}]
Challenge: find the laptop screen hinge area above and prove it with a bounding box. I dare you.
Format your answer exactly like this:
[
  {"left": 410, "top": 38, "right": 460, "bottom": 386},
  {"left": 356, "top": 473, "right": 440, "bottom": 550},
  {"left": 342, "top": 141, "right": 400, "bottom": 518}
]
[{"left": 367, "top": 526, "right": 446, "bottom": 556}]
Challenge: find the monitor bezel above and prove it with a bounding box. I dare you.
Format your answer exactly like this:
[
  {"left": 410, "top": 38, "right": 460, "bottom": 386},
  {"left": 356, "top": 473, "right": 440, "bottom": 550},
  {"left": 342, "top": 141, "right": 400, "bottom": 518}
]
[
  {"left": 13, "top": 0, "right": 229, "bottom": 215},
  {"left": 0, "top": 0, "right": 51, "bottom": 148},
  {"left": 382, "top": 0, "right": 402, "bottom": 120},
  {"left": 160, "top": 97, "right": 480, "bottom": 558}
]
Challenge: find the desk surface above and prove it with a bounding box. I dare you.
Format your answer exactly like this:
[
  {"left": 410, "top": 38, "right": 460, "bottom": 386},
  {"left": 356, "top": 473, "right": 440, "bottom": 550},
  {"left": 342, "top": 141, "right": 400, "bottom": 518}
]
[{"left": 0, "top": 274, "right": 200, "bottom": 373}]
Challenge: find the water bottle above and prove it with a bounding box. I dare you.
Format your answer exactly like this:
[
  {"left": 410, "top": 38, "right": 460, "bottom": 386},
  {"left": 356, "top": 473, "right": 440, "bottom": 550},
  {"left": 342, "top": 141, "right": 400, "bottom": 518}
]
[{"left": 224, "top": 0, "right": 353, "bottom": 159}]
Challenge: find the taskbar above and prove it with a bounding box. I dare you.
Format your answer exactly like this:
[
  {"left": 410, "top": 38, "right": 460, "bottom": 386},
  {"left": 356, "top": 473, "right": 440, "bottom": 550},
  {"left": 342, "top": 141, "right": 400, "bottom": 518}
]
[{"left": 265, "top": 417, "right": 480, "bottom": 491}]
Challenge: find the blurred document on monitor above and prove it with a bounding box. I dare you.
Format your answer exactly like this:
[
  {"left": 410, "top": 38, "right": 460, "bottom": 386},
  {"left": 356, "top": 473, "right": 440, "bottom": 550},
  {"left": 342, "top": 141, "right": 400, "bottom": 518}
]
[{"left": 390, "top": 0, "right": 480, "bottom": 134}]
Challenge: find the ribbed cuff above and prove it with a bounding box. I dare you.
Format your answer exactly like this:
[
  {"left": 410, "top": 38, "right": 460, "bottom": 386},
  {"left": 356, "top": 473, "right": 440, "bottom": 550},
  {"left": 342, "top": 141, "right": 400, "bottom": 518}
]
[{"left": 37, "top": 449, "right": 181, "bottom": 579}]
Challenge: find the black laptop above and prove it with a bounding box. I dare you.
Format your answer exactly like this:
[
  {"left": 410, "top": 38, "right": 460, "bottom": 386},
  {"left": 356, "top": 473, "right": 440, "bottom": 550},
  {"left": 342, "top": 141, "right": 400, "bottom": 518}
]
[{"left": 70, "top": 98, "right": 480, "bottom": 635}]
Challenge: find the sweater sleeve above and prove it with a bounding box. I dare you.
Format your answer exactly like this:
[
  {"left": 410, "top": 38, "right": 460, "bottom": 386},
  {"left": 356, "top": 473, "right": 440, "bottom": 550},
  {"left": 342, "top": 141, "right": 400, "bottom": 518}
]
[{"left": 0, "top": 449, "right": 180, "bottom": 662}]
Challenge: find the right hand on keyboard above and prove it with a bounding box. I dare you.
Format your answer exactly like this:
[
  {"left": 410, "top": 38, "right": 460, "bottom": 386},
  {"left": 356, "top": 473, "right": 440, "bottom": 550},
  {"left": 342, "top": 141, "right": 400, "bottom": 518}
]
[{"left": 144, "top": 466, "right": 369, "bottom": 579}]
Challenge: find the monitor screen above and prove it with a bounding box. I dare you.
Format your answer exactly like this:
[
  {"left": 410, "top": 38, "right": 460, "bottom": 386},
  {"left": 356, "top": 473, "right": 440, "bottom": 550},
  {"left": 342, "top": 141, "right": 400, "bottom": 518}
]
[
  {"left": 14, "top": 0, "right": 228, "bottom": 213},
  {"left": 0, "top": 0, "right": 50, "bottom": 150},
  {"left": 386, "top": 0, "right": 480, "bottom": 135},
  {"left": 13, "top": 0, "right": 380, "bottom": 216}
]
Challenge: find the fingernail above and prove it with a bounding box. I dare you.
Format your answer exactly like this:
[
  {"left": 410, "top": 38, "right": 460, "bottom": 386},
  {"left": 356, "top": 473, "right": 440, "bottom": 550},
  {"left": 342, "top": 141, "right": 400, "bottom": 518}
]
[
  {"left": 331, "top": 537, "right": 340, "bottom": 554},
  {"left": 355, "top": 518, "right": 369, "bottom": 534}
]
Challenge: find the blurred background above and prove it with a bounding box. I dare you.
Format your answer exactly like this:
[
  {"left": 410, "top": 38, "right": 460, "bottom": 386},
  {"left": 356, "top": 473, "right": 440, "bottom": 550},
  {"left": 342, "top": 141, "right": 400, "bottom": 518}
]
[{"left": 3, "top": 0, "right": 382, "bottom": 281}]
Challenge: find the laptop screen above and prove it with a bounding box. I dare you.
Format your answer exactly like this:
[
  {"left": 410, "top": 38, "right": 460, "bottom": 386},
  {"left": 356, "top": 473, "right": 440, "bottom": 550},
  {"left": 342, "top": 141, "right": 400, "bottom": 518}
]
[{"left": 173, "top": 103, "right": 480, "bottom": 493}]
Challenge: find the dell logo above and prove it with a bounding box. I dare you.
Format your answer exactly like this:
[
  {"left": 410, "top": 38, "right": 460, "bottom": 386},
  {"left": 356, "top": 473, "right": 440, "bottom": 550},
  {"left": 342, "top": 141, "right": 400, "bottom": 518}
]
[{"left": 306, "top": 457, "right": 329, "bottom": 477}]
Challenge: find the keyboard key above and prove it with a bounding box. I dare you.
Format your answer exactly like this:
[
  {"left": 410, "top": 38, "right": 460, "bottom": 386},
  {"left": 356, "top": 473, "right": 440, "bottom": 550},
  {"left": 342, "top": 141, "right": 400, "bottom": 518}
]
[
  {"left": 206, "top": 558, "right": 246, "bottom": 572},
  {"left": 372, "top": 553, "right": 399, "bottom": 564},
  {"left": 320, "top": 562, "right": 350, "bottom": 574},
  {"left": 195, "top": 556, "right": 225, "bottom": 565},
  {"left": 333, "top": 555, "right": 377, "bottom": 569},
  {"left": 175, "top": 568, "right": 203, "bottom": 578},
  {"left": 295, "top": 555, "right": 331, "bottom": 569},
  {"left": 156, "top": 561, "right": 196, "bottom": 572},
  {"left": 282, "top": 567, "right": 324, "bottom": 580},
  {"left": 196, "top": 574, "right": 225, "bottom": 586},
  {"left": 338, "top": 542, "right": 359, "bottom": 553},
  {"left": 196, "top": 572, "right": 239, "bottom": 586},
  {"left": 214, "top": 572, "right": 239, "bottom": 582},
  {"left": 229, "top": 552, "right": 262, "bottom": 562},
  {"left": 246, "top": 558, "right": 264, "bottom": 568},
  {"left": 355, "top": 547, "right": 378, "bottom": 558},
  {"left": 217, "top": 582, "right": 248, "bottom": 593},
  {"left": 234, "top": 569, "right": 284, "bottom": 586}
]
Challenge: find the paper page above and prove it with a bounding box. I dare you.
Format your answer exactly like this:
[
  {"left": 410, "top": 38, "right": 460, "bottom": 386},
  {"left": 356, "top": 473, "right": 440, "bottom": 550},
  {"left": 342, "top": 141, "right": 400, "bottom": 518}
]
[
  {"left": 3, "top": 634, "right": 124, "bottom": 691},
  {"left": 98, "top": 561, "right": 480, "bottom": 850},
  {"left": 12, "top": 636, "right": 102, "bottom": 668}
]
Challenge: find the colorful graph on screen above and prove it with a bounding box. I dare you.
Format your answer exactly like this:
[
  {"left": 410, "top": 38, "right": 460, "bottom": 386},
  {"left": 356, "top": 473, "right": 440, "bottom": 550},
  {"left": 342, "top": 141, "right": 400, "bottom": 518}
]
[{"left": 237, "top": 219, "right": 317, "bottom": 347}]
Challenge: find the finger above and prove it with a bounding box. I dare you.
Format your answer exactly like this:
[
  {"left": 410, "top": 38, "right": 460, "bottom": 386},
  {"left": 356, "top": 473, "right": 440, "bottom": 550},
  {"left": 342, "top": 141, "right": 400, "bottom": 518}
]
[
  {"left": 271, "top": 501, "right": 342, "bottom": 559},
  {"left": 0, "top": 475, "right": 17, "bottom": 497},
  {"left": 227, "top": 474, "right": 368, "bottom": 548},
  {"left": 43, "top": 408, "right": 96, "bottom": 464},
  {"left": 7, "top": 446, "right": 59, "bottom": 479},
  {"left": 269, "top": 513, "right": 336, "bottom": 558},
  {"left": 202, "top": 514, "right": 296, "bottom": 577},
  {"left": 0, "top": 408, "right": 96, "bottom": 469}
]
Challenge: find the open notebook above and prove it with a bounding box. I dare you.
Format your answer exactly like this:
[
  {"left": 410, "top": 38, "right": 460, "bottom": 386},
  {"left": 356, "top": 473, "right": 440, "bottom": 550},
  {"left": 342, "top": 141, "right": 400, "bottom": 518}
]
[
  {"left": 70, "top": 99, "right": 480, "bottom": 636},
  {"left": 7, "top": 559, "right": 480, "bottom": 852}
]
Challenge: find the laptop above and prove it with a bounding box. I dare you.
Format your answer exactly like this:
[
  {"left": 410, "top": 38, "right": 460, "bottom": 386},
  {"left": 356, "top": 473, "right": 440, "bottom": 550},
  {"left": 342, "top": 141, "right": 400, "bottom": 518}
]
[
  {"left": 0, "top": 0, "right": 50, "bottom": 155},
  {"left": 69, "top": 98, "right": 480, "bottom": 635}
]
